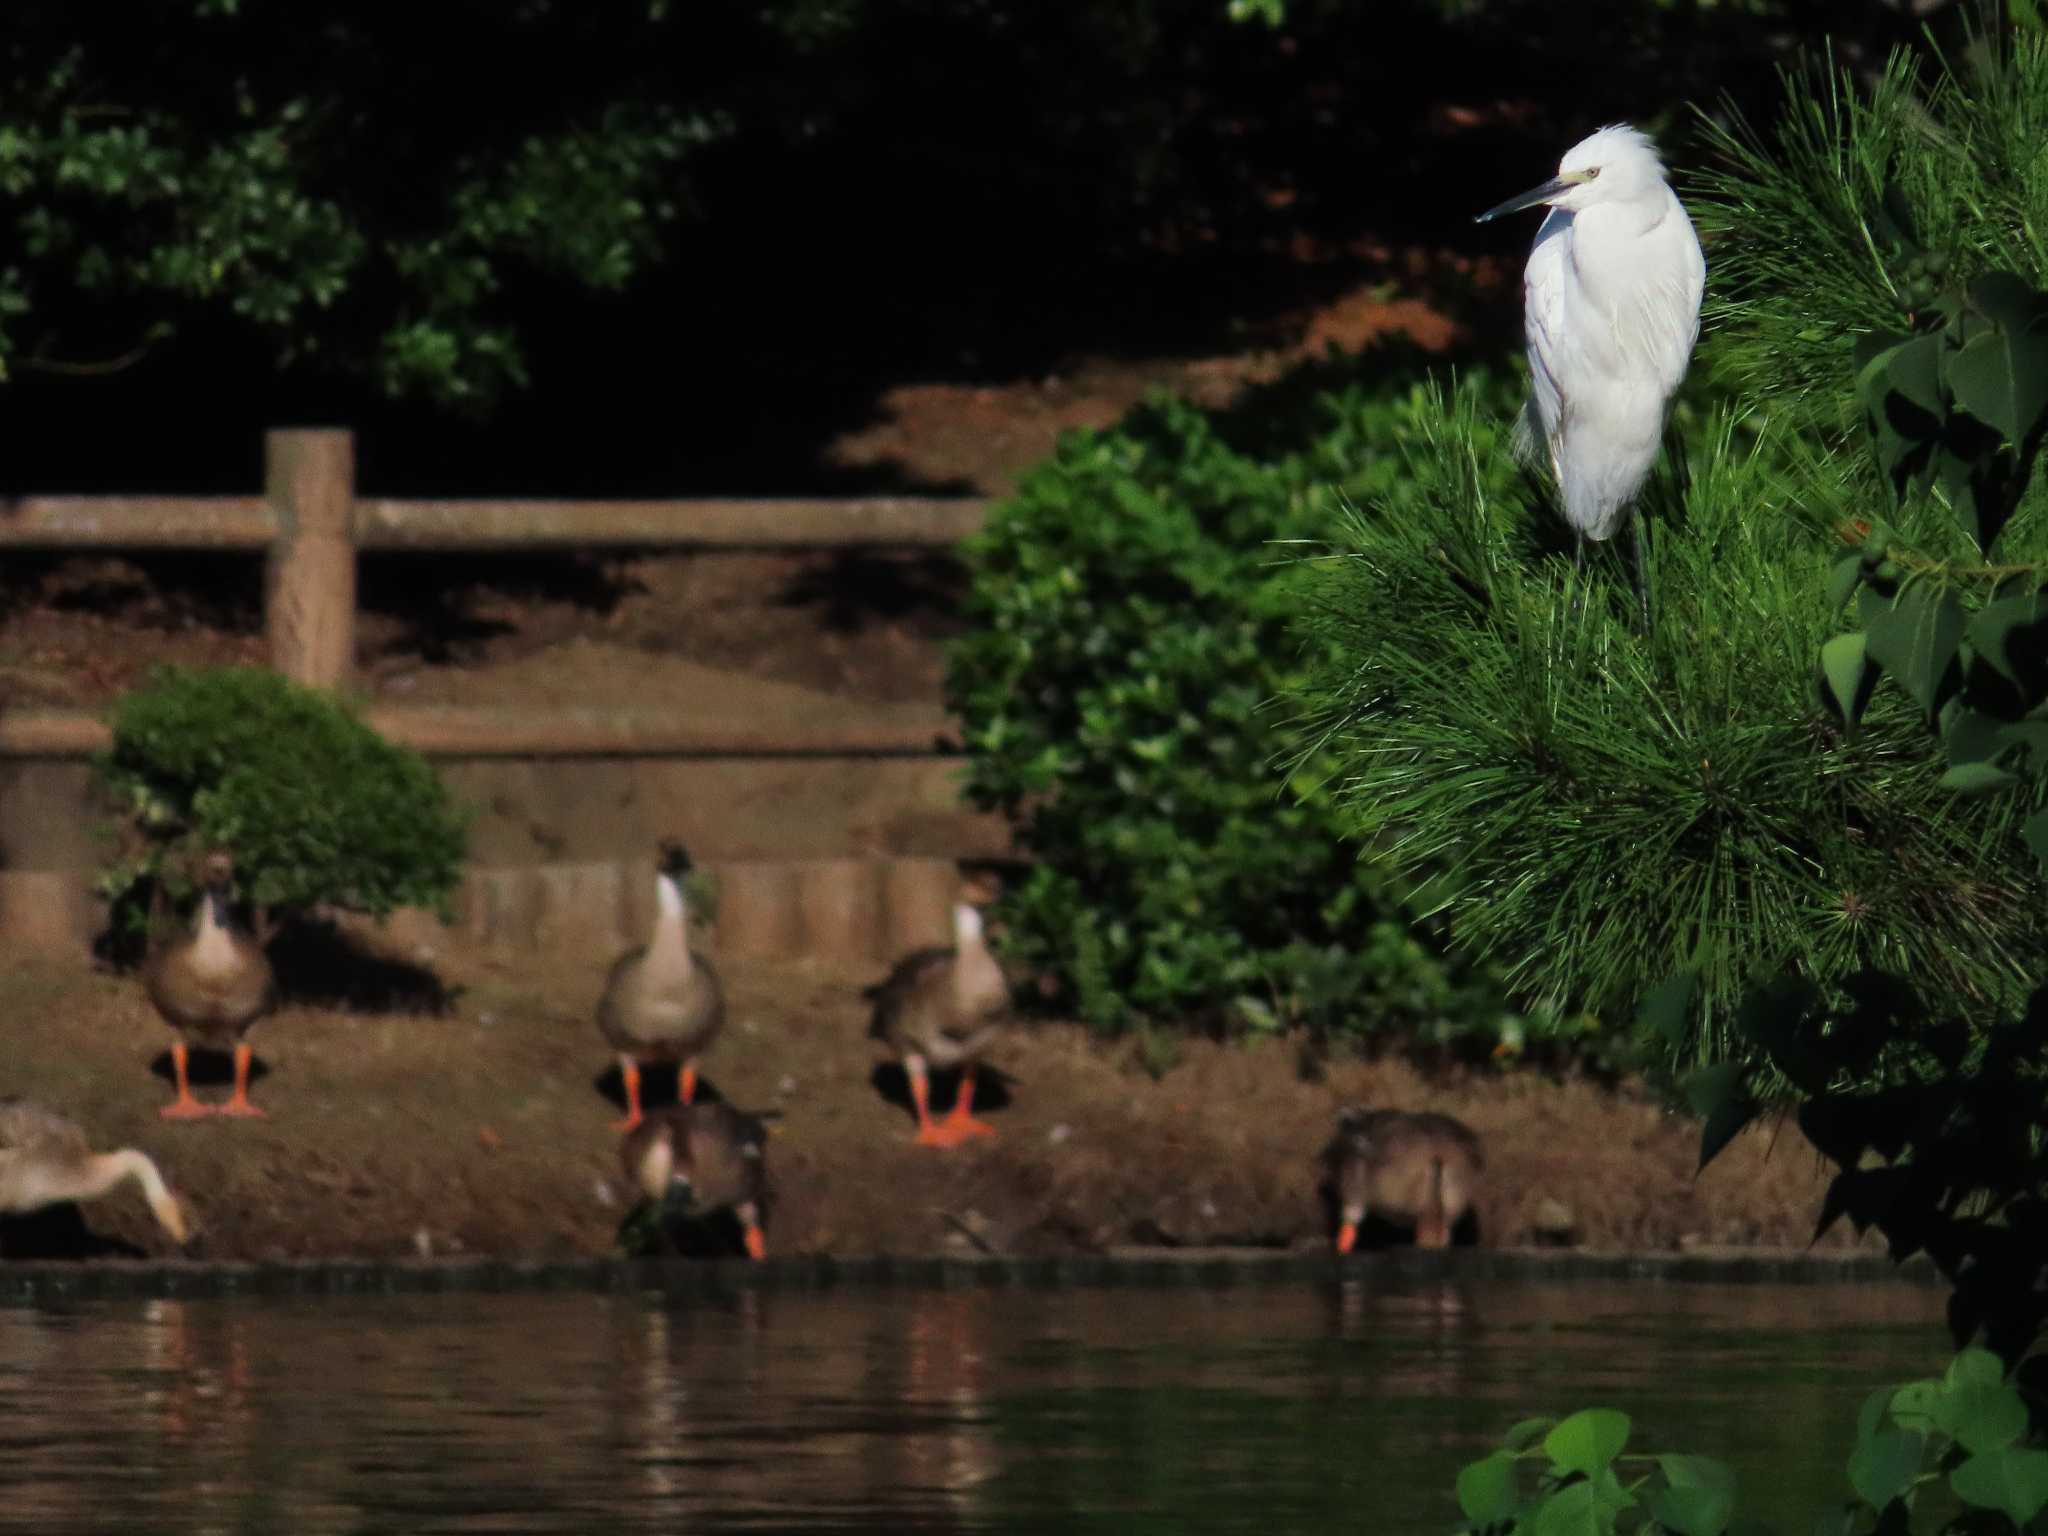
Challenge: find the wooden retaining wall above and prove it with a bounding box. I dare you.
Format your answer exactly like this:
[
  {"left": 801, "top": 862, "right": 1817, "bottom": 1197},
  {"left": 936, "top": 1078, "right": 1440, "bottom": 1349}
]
[{"left": 0, "top": 429, "right": 1008, "bottom": 963}]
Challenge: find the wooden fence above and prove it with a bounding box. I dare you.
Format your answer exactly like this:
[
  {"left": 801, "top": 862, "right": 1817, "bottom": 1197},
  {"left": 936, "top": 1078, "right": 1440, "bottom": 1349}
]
[{"left": 0, "top": 428, "right": 1010, "bottom": 962}]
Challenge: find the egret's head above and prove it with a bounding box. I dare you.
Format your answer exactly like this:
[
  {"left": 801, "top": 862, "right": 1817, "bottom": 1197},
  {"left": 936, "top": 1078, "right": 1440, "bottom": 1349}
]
[{"left": 1474, "top": 123, "right": 1669, "bottom": 223}]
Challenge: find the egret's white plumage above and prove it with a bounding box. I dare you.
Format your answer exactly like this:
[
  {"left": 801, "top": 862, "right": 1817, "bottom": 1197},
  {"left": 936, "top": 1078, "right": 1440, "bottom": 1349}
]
[{"left": 1477, "top": 123, "right": 1705, "bottom": 543}]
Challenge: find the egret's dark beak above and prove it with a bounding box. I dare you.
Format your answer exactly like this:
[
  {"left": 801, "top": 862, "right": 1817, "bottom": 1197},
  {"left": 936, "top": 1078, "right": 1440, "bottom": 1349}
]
[{"left": 1475, "top": 176, "right": 1573, "bottom": 224}]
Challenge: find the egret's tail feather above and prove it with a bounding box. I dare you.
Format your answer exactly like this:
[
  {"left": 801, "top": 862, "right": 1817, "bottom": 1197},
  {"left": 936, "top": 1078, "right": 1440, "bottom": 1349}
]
[{"left": 1511, "top": 398, "right": 1545, "bottom": 468}]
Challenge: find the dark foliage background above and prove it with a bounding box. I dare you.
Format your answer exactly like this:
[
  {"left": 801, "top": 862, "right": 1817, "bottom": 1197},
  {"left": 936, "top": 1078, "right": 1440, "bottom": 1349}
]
[{"left": 0, "top": 0, "right": 1949, "bottom": 495}]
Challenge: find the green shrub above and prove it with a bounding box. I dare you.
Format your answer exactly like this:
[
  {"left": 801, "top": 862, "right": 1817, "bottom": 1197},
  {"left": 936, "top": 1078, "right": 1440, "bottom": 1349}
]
[
  {"left": 947, "top": 355, "right": 1541, "bottom": 1047},
  {"left": 1290, "top": 385, "right": 2044, "bottom": 1064},
  {"left": 1694, "top": 26, "right": 2048, "bottom": 440},
  {"left": 96, "top": 666, "right": 469, "bottom": 924}
]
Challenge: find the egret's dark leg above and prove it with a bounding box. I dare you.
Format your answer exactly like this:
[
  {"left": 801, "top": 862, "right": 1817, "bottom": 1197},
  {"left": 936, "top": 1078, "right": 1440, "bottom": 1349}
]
[{"left": 1630, "top": 509, "right": 1652, "bottom": 632}]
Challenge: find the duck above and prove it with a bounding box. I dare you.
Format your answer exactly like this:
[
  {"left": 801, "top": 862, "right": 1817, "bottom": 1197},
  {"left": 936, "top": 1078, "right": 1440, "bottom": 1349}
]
[
  {"left": 621, "top": 1101, "right": 768, "bottom": 1260},
  {"left": 866, "top": 891, "right": 1009, "bottom": 1147},
  {"left": 144, "top": 851, "right": 277, "bottom": 1120},
  {"left": 598, "top": 840, "right": 724, "bottom": 1132},
  {"left": 1329, "top": 1106, "right": 1483, "bottom": 1252},
  {"left": 0, "top": 1098, "right": 191, "bottom": 1245}
]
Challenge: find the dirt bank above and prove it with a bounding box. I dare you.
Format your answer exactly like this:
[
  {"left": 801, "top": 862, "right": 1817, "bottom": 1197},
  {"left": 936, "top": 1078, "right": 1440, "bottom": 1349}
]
[{"left": 1, "top": 938, "right": 1864, "bottom": 1266}]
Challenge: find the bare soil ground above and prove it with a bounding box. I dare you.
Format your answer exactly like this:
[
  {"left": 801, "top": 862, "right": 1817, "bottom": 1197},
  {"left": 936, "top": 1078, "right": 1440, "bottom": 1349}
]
[{"left": 1, "top": 941, "right": 1858, "bottom": 1266}]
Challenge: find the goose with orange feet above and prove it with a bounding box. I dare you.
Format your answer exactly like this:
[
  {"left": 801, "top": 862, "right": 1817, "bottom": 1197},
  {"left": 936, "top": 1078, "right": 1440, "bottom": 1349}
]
[
  {"left": 1330, "top": 1106, "right": 1484, "bottom": 1253},
  {"left": 866, "top": 890, "right": 1009, "bottom": 1147},
  {"left": 144, "top": 852, "right": 276, "bottom": 1120},
  {"left": 598, "top": 840, "right": 724, "bottom": 1132}
]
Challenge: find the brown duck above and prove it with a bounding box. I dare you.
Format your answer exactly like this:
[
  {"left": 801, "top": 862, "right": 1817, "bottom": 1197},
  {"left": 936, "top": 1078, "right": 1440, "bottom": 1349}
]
[
  {"left": 0, "top": 1098, "right": 191, "bottom": 1245},
  {"left": 598, "top": 840, "right": 724, "bottom": 1132},
  {"left": 1330, "top": 1107, "right": 1483, "bottom": 1252},
  {"left": 620, "top": 1100, "right": 768, "bottom": 1260},
  {"left": 866, "top": 896, "right": 1009, "bottom": 1146},
  {"left": 144, "top": 851, "right": 276, "bottom": 1120}
]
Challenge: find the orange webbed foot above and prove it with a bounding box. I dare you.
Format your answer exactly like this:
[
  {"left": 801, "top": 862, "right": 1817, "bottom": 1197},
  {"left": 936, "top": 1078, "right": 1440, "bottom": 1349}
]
[
  {"left": 945, "top": 1115, "right": 997, "bottom": 1141},
  {"left": 913, "top": 1121, "right": 960, "bottom": 1147},
  {"left": 159, "top": 1099, "right": 214, "bottom": 1121},
  {"left": 217, "top": 1100, "right": 267, "bottom": 1120},
  {"left": 612, "top": 1113, "right": 644, "bottom": 1134}
]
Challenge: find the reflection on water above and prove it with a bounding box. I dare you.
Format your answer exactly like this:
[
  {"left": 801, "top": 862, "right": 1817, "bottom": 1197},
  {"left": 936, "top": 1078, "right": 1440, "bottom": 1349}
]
[{"left": 0, "top": 1277, "right": 1945, "bottom": 1534}]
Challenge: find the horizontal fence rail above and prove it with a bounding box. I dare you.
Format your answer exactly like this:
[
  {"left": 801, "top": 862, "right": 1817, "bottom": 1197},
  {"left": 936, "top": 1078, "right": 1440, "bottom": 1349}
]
[
  {"left": 0, "top": 707, "right": 961, "bottom": 760},
  {"left": 0, "top": 427, "right": 988, "bottom": 749},
  {"left": 0, "top": 493, "right": 988, "bottom": 550}
]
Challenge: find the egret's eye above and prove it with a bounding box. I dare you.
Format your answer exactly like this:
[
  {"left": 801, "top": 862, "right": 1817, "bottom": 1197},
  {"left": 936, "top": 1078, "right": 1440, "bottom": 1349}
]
[{"left": 1584, "top": 167, "right": 1602, "bottom": 180}]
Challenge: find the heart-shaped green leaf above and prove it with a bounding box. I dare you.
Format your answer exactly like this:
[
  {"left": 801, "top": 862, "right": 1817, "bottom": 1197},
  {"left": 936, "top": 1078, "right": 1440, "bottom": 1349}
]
[
  {"left": 1648, "top": 1483, "right": 1734, "bottom": 1536},
  {"left": 1652, "top": 1454, "right": 1738, "bottom": 1536},
  {"left": 1849, "top": 1428, "right": 1924, "bottom": 1508},
  {"left": 1636, "top": 971, "right": 1697, "bottom": 1050},
  {"left": 1936, "top": 1383, "right": 2027, "bottom": 1456},
  {"left": 1866, "top": 585, "right": 1966, "bottom": 715},
  {"left": 1951, "top": 1446, "right": 2048, "bottom": 1526},
  {"left": 1532, "top": 1479, "right": 1605, "bottom": 1536},
  {"left": 1889, "top": 1380, "right": 1941, "bottom": 1433},
  {"left": 1819, "top": 632, "right": 1876, "bottom": 728},
  {"left": 1945, "top": 1349, "right": 2007, "bottom": 1392},
  {"left": 1939, "top": 761, "right": 2017, "bottom": 793},
  {"left": 1504, "top": 1417, "right": 1557, "bottom": 1453},
  {"left": 1883, "top": 332, "right": 1948, "bottom": 418},
  {"left": 1457, "top": 1452, "right": 1520, "bottom": 1525},
  {"left": 1827, "top": 553, "right": 1866, "bottom": 611},
  {"left": 1545, "top": 1408, "right": 1631, "bottom": 1477}
]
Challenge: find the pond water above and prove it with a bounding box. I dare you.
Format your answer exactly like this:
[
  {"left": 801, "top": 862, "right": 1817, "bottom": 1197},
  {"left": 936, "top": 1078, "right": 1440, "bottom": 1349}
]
[{"left": 0, "top": 1277, "right": 1946, "bottom": 1534}]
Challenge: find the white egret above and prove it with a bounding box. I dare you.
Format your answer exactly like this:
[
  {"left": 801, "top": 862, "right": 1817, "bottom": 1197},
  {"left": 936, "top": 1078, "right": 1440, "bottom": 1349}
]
[{"left": 1475, "top": 124, "right": 1705, "bottom": 597}]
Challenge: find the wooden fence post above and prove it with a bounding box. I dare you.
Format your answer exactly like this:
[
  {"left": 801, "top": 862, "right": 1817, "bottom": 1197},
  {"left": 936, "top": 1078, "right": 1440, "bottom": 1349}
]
[{"left": 265, "top": 428, "right": 356, "bottom": 690}]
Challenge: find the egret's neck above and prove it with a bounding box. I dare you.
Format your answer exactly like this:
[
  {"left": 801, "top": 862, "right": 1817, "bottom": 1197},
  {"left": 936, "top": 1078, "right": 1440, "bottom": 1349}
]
[
  {"left": 651, "top": 874, "right": 692, "bottom": 969},
  {"left": 1581, "top": 187, "right": 1669, "bottom": 243}
]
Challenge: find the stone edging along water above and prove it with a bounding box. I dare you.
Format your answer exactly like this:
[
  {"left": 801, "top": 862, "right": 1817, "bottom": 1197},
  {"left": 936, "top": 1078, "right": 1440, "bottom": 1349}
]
[{"left": 0, "top": 1247, "right": 1940, "bottom": 1306}]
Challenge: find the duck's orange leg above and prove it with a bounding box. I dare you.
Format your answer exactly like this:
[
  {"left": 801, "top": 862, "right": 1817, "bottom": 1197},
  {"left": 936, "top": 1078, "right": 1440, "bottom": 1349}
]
[
  {"left": 940, "top": 1065, "right": 996, "bottom": 1140},
  {"left": 613, "top": 1058, "right": 644, "bottom": 1132},
  {"left": 218, "top": 1041, "right": 266, "bottom": 1119},
  {"left": 742, "top": 1221, "right": 767, "bottom": 1260},
  {"left": 1335, "top": 1220, "right": 1359, "bottom": 1255},
  {"left": 678, "top": 1060, "right": 698, "bottom": 1106},
  {"left": 909, "top": 1060, "right": 952, "bottom": 1146},
  {"left": 159, "top": 1042, "right": 212, "bottom": 1120}
]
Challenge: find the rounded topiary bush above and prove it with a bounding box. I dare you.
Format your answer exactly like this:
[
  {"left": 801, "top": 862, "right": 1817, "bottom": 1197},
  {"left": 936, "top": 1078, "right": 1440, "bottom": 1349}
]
[
  {"left": 96, "top": 666, "right": 470, "bottom": 925},
  {"left": 947, "top": 357, "right": 1531, "bottom": 1048}
]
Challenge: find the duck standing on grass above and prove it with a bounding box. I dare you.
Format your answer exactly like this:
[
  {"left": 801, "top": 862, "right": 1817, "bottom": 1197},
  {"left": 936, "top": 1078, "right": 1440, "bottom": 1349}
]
[
  {"left": 599, "top": 840, "right": 724, "bottom": 1132},
  {"left": 866, "top": 890, "right": 1009, "bottom": 1147},
  {"left": 144, "top": 851, "right": 276, "bottom": 1120},
  {"left": 1329, "top": 1107, "right": 1484, "bottom": 1253},
  {"left": 621, "top": 1101, "right": 769, "bottom": 1260},
  {"left": 0, "top": 1098, "right": 191, "bottom": 1246}
]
